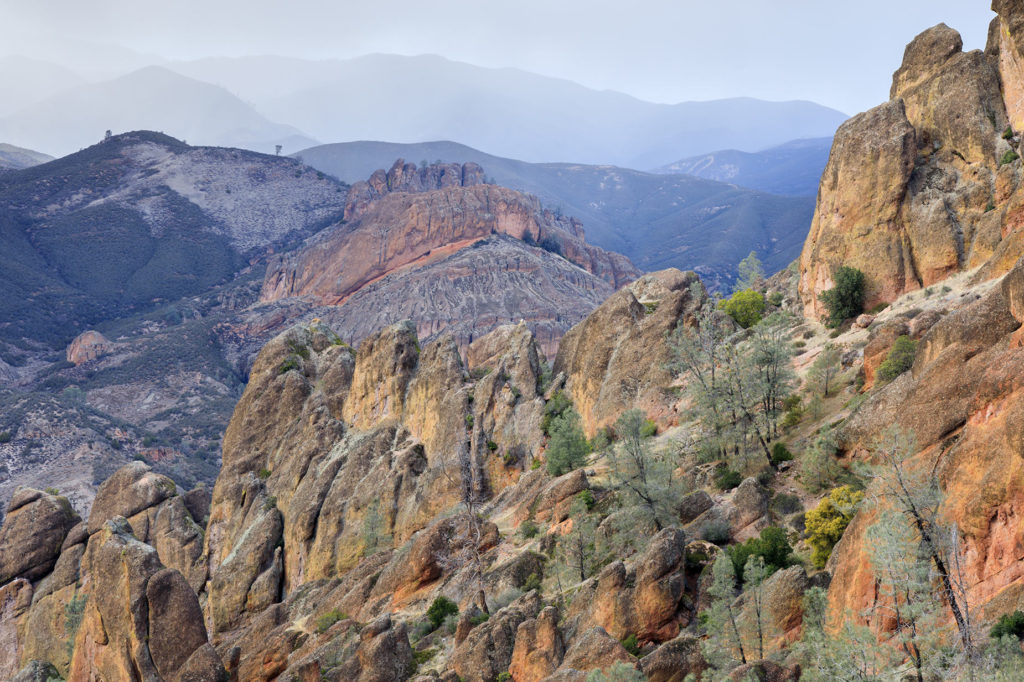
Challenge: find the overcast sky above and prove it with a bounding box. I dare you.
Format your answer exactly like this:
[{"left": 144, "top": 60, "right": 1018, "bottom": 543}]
[{"left": 0, "top": 0, "right": 997, "bottom": 115}]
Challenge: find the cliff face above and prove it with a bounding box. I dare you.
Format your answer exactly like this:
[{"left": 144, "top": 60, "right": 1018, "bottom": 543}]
[
  {"left": 799, "top": 18, "right": 1023, "bottom": 317},
  {"left": 808, "top": 1, "right": 1024, "bottom": 639}
]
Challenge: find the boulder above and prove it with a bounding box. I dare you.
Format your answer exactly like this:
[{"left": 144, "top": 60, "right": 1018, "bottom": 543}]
[
  {"left": 509, "top": 606, "right": 564, "bottom": 682},
  {"left": 558, "top": 627, "right": 634, "bottom": 674},
  {"left": 451, "top": 591, "right": 542, "bottom": 682},
  {"left": 86, "top": 462, "right": 176, "bottom": 536},
  {"left": 68, "top": 517, "right": 225, "bottom": 681},
  {"left": 639, "top": 634, "right": 706, "bottom": 682},
  {"left": 0, "top": 488, "right": 79, "bottom": 585},
  {"left": 66, "top": 330, "right": 113, "bottom": 365}
]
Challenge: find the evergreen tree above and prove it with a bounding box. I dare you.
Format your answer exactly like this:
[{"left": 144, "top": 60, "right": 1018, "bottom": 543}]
[
  {"left": 735, "top": 250, "right": 766, "bottom": 293},
  {"left": 807, "top": 343, "right": 842, "bottom": 397}
]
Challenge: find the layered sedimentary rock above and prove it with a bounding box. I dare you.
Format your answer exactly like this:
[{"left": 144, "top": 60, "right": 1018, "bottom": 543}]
[{"left": 799, "top": 21, "right": 1022, "bottom": 317}]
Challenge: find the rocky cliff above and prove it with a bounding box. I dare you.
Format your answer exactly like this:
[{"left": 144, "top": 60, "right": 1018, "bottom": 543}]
[{"left": 799, "top": 13, "right": 1024, "bottom": 317}]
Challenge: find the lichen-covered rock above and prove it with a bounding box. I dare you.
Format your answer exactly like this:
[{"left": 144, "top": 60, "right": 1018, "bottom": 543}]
[
  {"left": 68, "top": 517, "right": 225, "bottom": 681},
  {"left": 569, "top": 528, "right": 690, "bottom": 642},
  {"left": 829, "top": 259, "right": 1024, "bottom": 634},
  {"left": 86, "top": 462, "right": 177, "bottom": 535},
  {"left": 799, "top": 100, "right": 919, "bottom": 317},
  {"left": 0, "top": 488, "right": 79, "bottom": 585},
  {"left": 556, "top": 627, "right": 635, "bottom": 676},
  {"left": 639, "top": 634, "right": 706, "bottom": 682},
  {"left": 554, "top": 269, "right": 703, "bottom": 435}
]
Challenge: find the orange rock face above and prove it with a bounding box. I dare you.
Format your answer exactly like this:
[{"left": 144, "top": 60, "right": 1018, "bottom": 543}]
[
  {"left": 799, "top": 20, "right": 1023, "bottom": 319},
  {"left": 828, "top": 257, "right": 1024, "bottom": 632}
]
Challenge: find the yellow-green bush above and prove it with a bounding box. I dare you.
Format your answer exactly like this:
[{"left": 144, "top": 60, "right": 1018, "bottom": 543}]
[{"left": 805, "top": 485, "right": 864, "bottom": 568}]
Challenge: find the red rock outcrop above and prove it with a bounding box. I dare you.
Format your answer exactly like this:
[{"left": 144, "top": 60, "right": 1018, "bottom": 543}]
[{"left": 828, "top": 256, "right": 1024, "bottom": 632}]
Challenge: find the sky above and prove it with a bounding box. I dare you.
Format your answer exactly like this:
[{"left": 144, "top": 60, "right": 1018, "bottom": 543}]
[{"left": 0, "top": 0, "right": 998, "bottom": 115}]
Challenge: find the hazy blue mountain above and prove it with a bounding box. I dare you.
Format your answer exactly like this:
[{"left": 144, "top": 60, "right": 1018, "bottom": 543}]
[
  {"left": 0, "top": 66, "right": 316, "bottom": 157},
  {"left": 653, "top": 137, "right": 833, "bottom": 196},
  {"left": 0, "top": 56, "right": 85, "bottom": 117},
  {"left": 0, "top": 143, "right": 53, "bottom": 171},
  {"left": 294, "top": 140, "right": 814, "bottom": 286},
  {"left": 170, "top": 54, "right": 847, "bottom": 167}
]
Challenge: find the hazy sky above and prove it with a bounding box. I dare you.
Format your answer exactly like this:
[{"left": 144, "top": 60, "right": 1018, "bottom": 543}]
[{"left": 0, "top": 0, "right": 997, "bottom": 114}]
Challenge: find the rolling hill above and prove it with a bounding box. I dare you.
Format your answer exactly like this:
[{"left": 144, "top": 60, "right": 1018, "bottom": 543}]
[
  {"left": 294, "top": 140, "right": 815, "bottom": 286},
  {"left": 169, "top": 54, "right": 847, "bottom": 168},
  {"left": 653, "top": 137, "right": 833, "bottom": 196},
  {"left": 0, "top": 143, "right": 53, "bottom": 171}
]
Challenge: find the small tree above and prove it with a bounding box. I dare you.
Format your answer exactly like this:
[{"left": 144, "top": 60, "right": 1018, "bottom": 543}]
[
  {"left": 735, "top": 250, "right": 766, "bottom": 292},
  {"left": 584, "top": 662, "right": 646, "bottom": 682},
  {"left": 555, "top": 497, "right": 599, "bottom": 584},
  {"left": 360, "top": 497, "right": 391, "bottom": 556},
  {"left": 801, "top": 427, "right": 840, "bottom": 493},
  {"left": 807, "top": 343, "right": 842, "bottom": 397},
  {"left": 606, "top": 409, "right": 682, "bottom": 529},
  {"left": 546, "top": 408, "right": 590, "bottom": 476},
  {"left": 275, "top": 144, "right": 283, "bottom": 155},
  {"left": 703, "top": 553, "right": 747, "bottom": 668},
  {"left": 719, "top": 289, "right": 766, "bottom": 329},
  {"left": 818, "top": 266, "right": 865, "bottom": 327},
  {"left": 876, "top": 335, "right": 916, "bottom": 382}
]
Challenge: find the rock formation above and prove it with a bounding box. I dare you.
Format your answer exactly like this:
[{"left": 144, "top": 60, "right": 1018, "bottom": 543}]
[
  {"left": 554, "top": 268, "right": 703, "bottom": 435},
  {"left": 799, "top": 17, "right": 1023, "bottom": 317},
  {"left": 66, "top": 330, "right": 114, "bottom": 365}
]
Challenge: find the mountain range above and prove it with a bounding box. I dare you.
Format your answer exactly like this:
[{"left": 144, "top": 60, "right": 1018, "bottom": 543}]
[
  {"left": 0, "top": 53, "right": 845, "bottom": 166},
  {"left": 653, "top": 137, "right": 833, "bottom": 196}
]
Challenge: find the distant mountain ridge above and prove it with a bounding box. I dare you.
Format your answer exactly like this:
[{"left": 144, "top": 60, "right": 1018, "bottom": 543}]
[
  {"left": 0, "top": 143, "right": 53, "bottom": 171},
  {"left": 652, "top": 137, "right": 833, "bottom": 196},
  {"left": 295, "top": 140, "right": 816, "bottom": 287},
  {"left": 0, "top": 66, "right": 316, "bottom": 157},
  {"left": 170, "top": 53, "right": 846, "bottom": 167}
]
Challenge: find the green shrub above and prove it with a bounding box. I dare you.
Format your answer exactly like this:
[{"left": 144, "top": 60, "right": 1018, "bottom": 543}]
[
  {"left": 316, "top": 609, "right": 347, "bottom": 633},
  {"left": 643, "top": 301, "right": 658, "bottom": 314},
  {"left": 258, "top": 468, "right": 271, "bottom": 480},
  {"left": 426, "top": 596, "right": 459, "bottom": 631},
  {"left": 522, "top": 572, "right": 543, "bottom": 592},
  {"left": 518, "top": 520, "right": 539, "bottom": 539},
  {"left": 577, "top": 489, "right": 596, "bottom": 510},
  {"left": 771, "top": 493, "right": 803, "bottom": 516},
  {"left": 470, "top": 612, "right": 490, "bottom": 625},
  {"left": 542, "top": 390, "right": 572, "bottom": 435},
  {"left": 639, "top": 419, "right": 657, "bottom": 438},
  {"left": 498, "top": 673, "right": 512, "bottom": 682},
  {"left": 768, "top": 291, "right": 784, "bottom": 307},
  {"left": 278, "top": 356, "right": 300, "bottom": 374},
  {"left": 1001, "top": 149, "right": 1020, "bottom": 166},
  {"left": 818, "top": 266, "right": 865, "bottom": 327},
  {"left": 770, "top": 442, "right": 794, "bottom": 465},
  {"left": 545, "top": 408, "right": 590, "bottom": 476},
  {"left": 729, "top": 527, "right": 795, "bottom": 582},
  {"left": 991, "top": 610, "right": 1024, "bottom": 640},
  {"left": 487, "top": 440, "right": 498, "bottom": 452},
  {"left": 714, "top": 467, "right": 742, "bottom": 491},
  {"left": 876, "top": 335, "right": 917, "bottom": 382},
  {"left": 805, "top": 485, "right": 864, "bottom": 568},
  {"left": 621, "top": 633, "right": 641, "bottom": 656},
  {"left": 1004, "top": 126, "right": 1015, "bottom": 140},
  {"left": 0, "top": 431, "right": 10, "bottom": 444},
  {"left": 867, "top": 302, "right": 889, "bottom": 314},
  {"left": 719, "top": 289, "right": 766, "bottom": 329},
  {"left": 412, "top": 647, "right": 438, "bottom": 672},
  {"left": 701, "top": 517, "right": 732, "bottom": 545}
]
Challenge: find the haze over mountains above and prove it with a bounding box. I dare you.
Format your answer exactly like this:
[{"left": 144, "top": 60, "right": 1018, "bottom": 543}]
[{"left": 0, "top": 53, "right": 846, "bottom": 166}]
